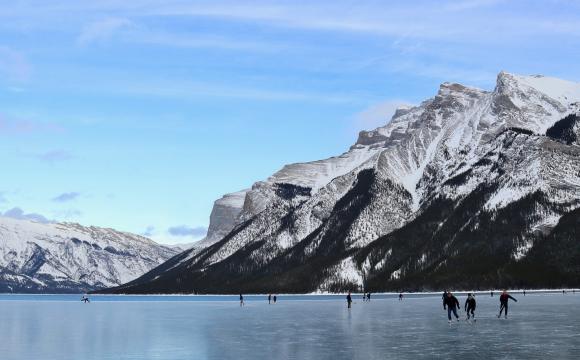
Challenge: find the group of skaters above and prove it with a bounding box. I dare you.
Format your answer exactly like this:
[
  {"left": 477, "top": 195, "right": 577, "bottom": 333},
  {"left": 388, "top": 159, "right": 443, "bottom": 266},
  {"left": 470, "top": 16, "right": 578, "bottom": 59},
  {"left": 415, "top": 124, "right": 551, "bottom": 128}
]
[
  {"left": 267, "top": 294, "right": 278, "bottom": 304},
  {"left": 345, "top": 289, "right": 521, "bottom": 323},
  {"left": 239, "top": 293, "right": 279, "bottom": 306},
  {"left": 441, "top": 290, "right": 517, "bottom": 323},
  {"left": 346, "top": 292, "right": 372, "bottom": 308}
]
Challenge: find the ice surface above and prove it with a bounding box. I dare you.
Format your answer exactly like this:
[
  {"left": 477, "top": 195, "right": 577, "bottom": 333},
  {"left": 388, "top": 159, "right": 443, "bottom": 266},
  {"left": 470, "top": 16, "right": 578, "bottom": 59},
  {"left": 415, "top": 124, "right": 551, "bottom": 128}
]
[{"left": 1, "top": 293, "right": 579, "bottom": 360}]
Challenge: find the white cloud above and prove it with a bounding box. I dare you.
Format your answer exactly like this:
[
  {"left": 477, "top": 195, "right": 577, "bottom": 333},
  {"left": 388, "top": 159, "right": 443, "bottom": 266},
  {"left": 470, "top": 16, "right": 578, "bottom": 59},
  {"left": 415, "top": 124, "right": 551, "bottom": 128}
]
[
  {"left": 36, "top": 149, "right": 72, "bottom": 163},
  {"left": 77, "top": 17, "right": 133, "bottom": 45},
  {"left": 0, "top": 46, "right": 32, "bottom": 82},
  {"left": 168, "top": 225, "right": 207, "bottom": 238},
  {"left": 2, "top": 207, "right": 51, "bottom": 223},
  {"left": 354, "top": 100, "right": 413, "bottom": 133},
  {"left": 52, "top": 192, "right": 80, "bottom": 202},
  {"left": 142, "top": 225, "right": 155, "bottom": 237}
]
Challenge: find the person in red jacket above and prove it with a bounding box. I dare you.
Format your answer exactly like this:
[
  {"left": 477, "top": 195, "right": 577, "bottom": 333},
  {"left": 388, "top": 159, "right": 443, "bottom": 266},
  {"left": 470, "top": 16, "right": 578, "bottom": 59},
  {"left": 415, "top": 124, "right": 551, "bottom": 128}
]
[
  {"left": 498, "top": 290, "right": 517, "bottom": 319},
  {"left": 443, "top": 292, "right": 460, "bottom": 323}
]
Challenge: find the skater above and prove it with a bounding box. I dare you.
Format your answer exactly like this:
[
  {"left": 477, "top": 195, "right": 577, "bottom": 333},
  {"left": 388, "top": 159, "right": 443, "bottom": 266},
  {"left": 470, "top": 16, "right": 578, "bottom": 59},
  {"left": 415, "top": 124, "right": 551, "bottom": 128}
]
[
  {"left": 239, "top": 293, "right": 244, "bottom": 307},
  {"left": 273, "top": 295, "right": 277, "bottom": 304},
  {"left": 268, "top": 294, "right": 272, "bottom": 304},
  {"left": 367, "top": 293, "right": 371, "bottom": 302},
  {"left": 443, "top": 292, "right": 460, "bottom": 323},
  {"left": 362, "top": 292, "right": 366, "bottom": 302},
  {"left": 523, "top": 290, "right": 526, "bottom": 296},
  {"left": 442, "top": 290, "right": 448, "bottom": 300},
  {"left": 81, "top": 296, "right": 90, "bottom": 303},
  {"left": 490, "top": 291, "right": 494, "bottom": 297},
  {"left": 346, "top": 292, "right": 353, "bottom": 309},
  {"left": 464, "top": 293, "right": 476, "bottom": 321},
  {"left": 399, "top": 293, "right": 404, "bottom": 301},
  {"left": 498, "top": 290, "right": 517, "bottom": 319}
]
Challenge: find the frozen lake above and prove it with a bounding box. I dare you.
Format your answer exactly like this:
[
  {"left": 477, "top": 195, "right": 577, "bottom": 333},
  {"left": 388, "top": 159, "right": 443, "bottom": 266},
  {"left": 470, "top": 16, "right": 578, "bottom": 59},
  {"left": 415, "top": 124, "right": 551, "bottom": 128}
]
[{"left": 1, "top": 292, "right": 579, "bottom": 359}]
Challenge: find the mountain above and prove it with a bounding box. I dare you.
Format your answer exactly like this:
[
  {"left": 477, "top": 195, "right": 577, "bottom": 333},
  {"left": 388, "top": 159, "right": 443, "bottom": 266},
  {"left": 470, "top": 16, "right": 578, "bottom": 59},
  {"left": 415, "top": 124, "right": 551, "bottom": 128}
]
[
  {"left": 0, "top": 216, "right": 179, "bottom": 293},
  {"left": 104, "top": 72, "right": 580, "bottom": 294}
]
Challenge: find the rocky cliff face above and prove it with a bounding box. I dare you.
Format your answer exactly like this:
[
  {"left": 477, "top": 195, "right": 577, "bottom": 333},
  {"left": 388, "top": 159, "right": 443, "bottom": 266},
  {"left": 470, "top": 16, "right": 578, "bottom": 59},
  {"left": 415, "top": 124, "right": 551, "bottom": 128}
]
[
  {"left": 106, "top": 72, "right": 580, "bottom": 294},
  {"left": 0, "top": 217, "right": 179, "bottom": 293}
]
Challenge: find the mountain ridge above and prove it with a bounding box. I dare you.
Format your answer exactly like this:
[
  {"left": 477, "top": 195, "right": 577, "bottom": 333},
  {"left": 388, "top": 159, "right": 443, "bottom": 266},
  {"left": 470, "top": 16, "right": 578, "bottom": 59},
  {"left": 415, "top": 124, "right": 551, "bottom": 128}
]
[
  {"left": 0, "top": 216, "right": 179, "bottom": 293},
  {"left": 102, "top": 71, "right": 580, "bottom": 294}
]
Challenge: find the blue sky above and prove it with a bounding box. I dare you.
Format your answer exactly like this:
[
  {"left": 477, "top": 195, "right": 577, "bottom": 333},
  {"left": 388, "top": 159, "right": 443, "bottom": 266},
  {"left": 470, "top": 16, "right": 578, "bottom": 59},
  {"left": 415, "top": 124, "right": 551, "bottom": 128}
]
[{"left": 1, "top": 0, "right": 579, "bottom": 244}]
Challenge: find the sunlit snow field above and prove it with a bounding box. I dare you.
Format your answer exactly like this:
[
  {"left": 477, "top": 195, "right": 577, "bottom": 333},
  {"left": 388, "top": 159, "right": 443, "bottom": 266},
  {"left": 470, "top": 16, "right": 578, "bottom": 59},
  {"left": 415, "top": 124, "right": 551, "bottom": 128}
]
[{"left": 1, "top": 293, "right": 579, "bottom": 360}]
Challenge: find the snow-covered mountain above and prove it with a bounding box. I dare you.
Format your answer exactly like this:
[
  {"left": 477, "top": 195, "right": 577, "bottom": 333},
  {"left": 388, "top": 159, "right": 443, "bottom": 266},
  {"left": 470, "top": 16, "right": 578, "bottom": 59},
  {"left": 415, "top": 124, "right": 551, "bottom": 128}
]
[
  {"left": 107, "top": 72, "right": 580, "bottom": 294},
  {"left": 0, "top": 216, "right": 179, "bottom": 293}
]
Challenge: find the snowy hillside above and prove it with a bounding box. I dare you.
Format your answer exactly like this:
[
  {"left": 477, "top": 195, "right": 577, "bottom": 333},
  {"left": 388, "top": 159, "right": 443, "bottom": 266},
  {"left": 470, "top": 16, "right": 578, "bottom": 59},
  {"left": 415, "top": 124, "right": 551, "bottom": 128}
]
[
  {"left": 106, "top": 72, "right": 580, "bottom": 294},
  {"left": 0, "top": 217, "right": 179, "bottom": 293}
]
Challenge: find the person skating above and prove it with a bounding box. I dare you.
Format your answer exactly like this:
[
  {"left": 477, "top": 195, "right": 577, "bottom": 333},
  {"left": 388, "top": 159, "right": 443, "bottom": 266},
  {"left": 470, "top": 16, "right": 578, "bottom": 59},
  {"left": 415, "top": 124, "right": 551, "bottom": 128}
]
[
  {"left": 240, "top": 293, "right": 244, "bottom": 307},
  {"left": 399, "top": 293, "right": 404, "bottom": 301},
  {"left": 346, "top": 292, "right": 353, "bottom": 309},
  {"left": 443, "top": 292, "right": 460, "bottom": 323},
  {"left": 273, "top": 295, "right": 277, "bottom": 304},
  {"left": 366, "top": 293, "right": 371, "bottom": 302},
  {"left": 81, "top": 295, "right": 90, "bottom": 303},
  {"left": 498, "top": 290, "right": 517, "bottom": 319},
  {"left": 442, "top": 290, "right": 448, "bottom": 300},
  {"left": 268, "top": 294, "right": 272, "bottom": 304},
  {"left": 464, "top": 293, "right": 476, "bottom": 322}
]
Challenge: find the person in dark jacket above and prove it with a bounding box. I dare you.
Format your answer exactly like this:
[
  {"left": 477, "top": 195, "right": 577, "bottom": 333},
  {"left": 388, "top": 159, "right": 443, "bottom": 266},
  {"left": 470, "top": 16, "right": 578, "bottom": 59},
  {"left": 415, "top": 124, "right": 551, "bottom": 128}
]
[
  {"left": 464, "top": 293, "right": 476, "bottom": 321},
  {"left": 346, "top": 292, "right": 353, "bottom": 309},
  {"left": 239, "top": 294, "right": 244, "bottom": 307},
  {"left": 443, "top": 292, "right": 460, "bottom": 322},
  {"left": 273, "top": 295, "right": 277, "bottom": 304},
  {"left": 498, "top": 290, "right": 517, "bottom": 319},
  {"left": 366, "top": 293, "right": 371, "bottom": 302},
  {"left": 268, "top": 294, "right": 272, "bottom": 304}
]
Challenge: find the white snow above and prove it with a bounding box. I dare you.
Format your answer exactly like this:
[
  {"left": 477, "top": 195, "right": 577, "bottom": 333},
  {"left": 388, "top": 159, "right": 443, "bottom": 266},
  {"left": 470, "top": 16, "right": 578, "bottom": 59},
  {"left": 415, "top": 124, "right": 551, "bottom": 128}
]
[
  {"left": 514, "top": 74, "right": 580, "bottom": 106},
  {"left": 186, "top": 71, "right": 580, "bottom": 288},
  {"left": 390, "top": 268, "right": 401, "bottom": 280},
  {"left": 0, "top": 216, "right": 178, "bottom": 290}
]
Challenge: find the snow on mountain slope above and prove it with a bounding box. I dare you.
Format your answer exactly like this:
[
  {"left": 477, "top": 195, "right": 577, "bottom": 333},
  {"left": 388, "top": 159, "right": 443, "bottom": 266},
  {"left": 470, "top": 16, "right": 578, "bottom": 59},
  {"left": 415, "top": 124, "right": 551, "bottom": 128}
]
[
  {"left": 0, "top": 216, "right": 178, "bottom": 293},
  {"left": 198, "top": 190, "right": 249, "bottom": 248},
  {"left": 107, "top": 72, "right": 580, "bottom": 294}
]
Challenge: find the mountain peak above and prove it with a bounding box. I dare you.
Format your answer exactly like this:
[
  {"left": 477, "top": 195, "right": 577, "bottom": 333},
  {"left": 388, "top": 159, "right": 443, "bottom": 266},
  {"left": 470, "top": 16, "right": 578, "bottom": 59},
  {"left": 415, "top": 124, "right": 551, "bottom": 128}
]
[{"left": 496, "top": 71, "right": 580, "bottom": 105}]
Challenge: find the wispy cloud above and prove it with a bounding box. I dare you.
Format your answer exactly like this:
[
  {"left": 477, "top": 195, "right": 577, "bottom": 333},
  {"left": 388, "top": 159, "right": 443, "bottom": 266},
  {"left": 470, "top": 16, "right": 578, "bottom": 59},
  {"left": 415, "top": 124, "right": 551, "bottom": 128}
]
[
  {"left": 52, "top": 192, "right": 80, "bottom": 202},
  {"left": 168, "top": 225, "right": 207, "bottom": 238},
  {"left": 1, "top": 207, "right": 51, "bottom": 223},
  {"left": 144, "top": 0, "right": 580, "bottom": 41},
  {"left": 0, "top": 46, "right": 32, "bottom": 82},
  {"left": 36, "top": 149, "right": 72, "bottom": 163},
  {"left": 354, "top": 100, "right": 413, "bottom": 133},
  {"left": 142, "top": 225, "right": 155, "bottom": 237},
  {"left": 52, "top": 208, "right": 82, "bottom": 219},
  {"left": 77, "top": 17, "right": 133, "bottom": 45},
  {"left": 118, "top": 79, "right": 372, "bottom": 104},
  {"left": 126, "top": 30, "right": 287, "bottom": 52},
  {"left": 0, "top": 114, "right": 64, "bottom": 135}
]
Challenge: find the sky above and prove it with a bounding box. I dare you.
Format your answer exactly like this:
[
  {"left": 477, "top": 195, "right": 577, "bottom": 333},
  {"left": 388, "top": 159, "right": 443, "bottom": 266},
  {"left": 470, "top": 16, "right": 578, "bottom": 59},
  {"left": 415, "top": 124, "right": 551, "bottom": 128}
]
[{"left": 1, "top": 0, "right": 580, "bottom": 244}]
